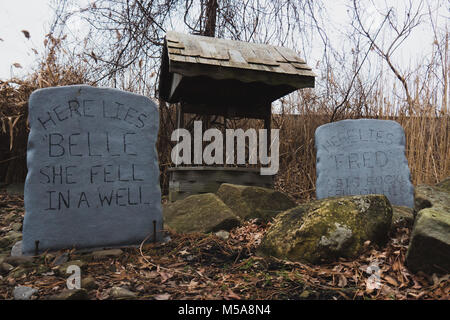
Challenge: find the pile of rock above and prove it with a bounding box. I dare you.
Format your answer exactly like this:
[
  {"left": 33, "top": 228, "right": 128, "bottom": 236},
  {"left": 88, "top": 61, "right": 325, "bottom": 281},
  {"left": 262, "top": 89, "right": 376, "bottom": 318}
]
[
  {"left": 165, "top": 178, "right": 449, "bottom": 275},
  {"left": 163, "top": 183, "right": 296, "bottom": 233}
]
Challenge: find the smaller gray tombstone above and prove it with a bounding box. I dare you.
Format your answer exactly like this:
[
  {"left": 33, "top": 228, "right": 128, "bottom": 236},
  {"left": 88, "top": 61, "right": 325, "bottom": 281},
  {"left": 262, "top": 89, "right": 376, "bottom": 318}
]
[
  {"left": 315, "top": 119, "right": 414, "bottom": 207},
  {"left": 23, "top": 85, "right": 162, "bottom": 255}
]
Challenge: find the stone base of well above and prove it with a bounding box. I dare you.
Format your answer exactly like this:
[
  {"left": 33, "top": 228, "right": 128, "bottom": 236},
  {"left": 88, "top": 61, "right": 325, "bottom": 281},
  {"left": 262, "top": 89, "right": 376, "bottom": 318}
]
[{"left": 168, "top": 166, "right": 273, "bottom": 202}]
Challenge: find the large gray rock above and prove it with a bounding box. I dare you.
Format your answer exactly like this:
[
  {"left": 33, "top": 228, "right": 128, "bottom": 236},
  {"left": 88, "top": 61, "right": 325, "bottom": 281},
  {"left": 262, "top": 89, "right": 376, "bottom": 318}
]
[
  {"left": 414, "top": 183, "right": 450, "bottom": 214},
  {"left": 406, "top": 179, "right": 450, "bottom": 274},
  {"left": 23, "top": 85, "right": 162, "bottom": 255},
  {"left": 315, "top": 119, "right": 414, "bottom": 207},
  {"left": 258, "top": 194, "right": 392, "bottom": 264},
  {"left": 163, "top": 193, "right": 241, "bottom": 233},
  {"left": 216, "top": 183, "right": 296, "bottom": 222}
]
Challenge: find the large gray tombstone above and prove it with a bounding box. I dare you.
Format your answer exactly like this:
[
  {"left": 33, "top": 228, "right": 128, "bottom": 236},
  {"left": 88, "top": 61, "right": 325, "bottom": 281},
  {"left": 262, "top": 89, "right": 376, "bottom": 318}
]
[
  {"left": 315, "top": 119, "right": 414, "bottom": 207},
  {"left": 23, "top": 85, "right": 162, "bottom": 255}
]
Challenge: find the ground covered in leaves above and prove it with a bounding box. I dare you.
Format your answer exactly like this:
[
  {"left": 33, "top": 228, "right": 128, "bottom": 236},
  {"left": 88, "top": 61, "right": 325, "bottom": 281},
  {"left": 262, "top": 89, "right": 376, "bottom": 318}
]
[{"left": 0, "top": 190, "right": 448, "bottom": 300}]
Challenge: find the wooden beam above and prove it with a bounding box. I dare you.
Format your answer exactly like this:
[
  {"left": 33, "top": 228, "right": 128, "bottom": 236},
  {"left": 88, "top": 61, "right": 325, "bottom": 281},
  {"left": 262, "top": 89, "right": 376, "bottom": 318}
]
[{"left": 169, "top": 73, "right": 183, "bottom": 101}]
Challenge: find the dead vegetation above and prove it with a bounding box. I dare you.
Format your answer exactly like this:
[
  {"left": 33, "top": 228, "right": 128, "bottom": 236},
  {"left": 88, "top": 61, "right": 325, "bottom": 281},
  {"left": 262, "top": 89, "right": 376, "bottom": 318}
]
[
  {"left": 0, "top": 1, "right": 448, "bottom": 300},
  {"left": 0, "top": 191, "right": 448, "bottom": 300},
  {"left": 0, "top": 1, "right": 448, "bottom": 200},
  {"left": 0, "top": 34, "right": 89, "bottom": 184}
]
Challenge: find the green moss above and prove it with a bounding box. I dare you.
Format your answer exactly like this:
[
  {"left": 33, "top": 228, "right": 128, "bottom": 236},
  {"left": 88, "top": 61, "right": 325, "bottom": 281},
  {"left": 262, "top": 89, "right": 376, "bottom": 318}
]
[
  {"left": 163, "top": 193, "right": 241, "bottom": 233},
  {"left": 406, "top": 207, "right": 450, "bottom": 274},
  {"left": 258, "top": 195, "right": 392, "bottom": 264},
  {"left": 216, "top": 184, "right": 296, "bottom": 222}
]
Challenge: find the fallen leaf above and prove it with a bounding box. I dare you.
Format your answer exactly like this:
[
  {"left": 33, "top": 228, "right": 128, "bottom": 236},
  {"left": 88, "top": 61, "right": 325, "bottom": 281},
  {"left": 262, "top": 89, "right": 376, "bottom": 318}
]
[
  {"left": 226, "top": 289, "right": 241, "bottom": 300},
  {"left": 179, "top": 249, "right": 190, "bottom": 255},
  {"left": 12, "top": 63, "right": 22, "bottom": 68},
  {"left": 384, "top": 275, "right": 399, "bottom": 287},
  {"left": 21, "top": 30, "right": 30, "bottom": 39},
  {"left": 159, "top": 271, "right": 174, "bottom": 283},
  {"left": 338, "top": 274, "right": 347, "bottom": 287}
]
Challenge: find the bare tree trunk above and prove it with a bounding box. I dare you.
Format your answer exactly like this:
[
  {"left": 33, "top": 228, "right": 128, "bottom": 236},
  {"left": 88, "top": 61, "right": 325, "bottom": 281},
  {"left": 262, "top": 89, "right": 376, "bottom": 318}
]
[
  {"left": 200, "top": 0, "right": 219, "bottom": 133},
  {"left": 203, "top": 0, "right": 218, "bottom": 37}
]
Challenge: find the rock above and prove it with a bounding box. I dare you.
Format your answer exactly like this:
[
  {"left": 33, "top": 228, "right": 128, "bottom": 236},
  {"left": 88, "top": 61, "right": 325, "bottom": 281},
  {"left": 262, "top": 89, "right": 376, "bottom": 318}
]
[
  {"left": 163, "top": 193, "right": 241, "bottom": 233},
  {"left": 0, "top": 231, "right": 22, "bottom": 248},
  {"left": 215, "top": 230, "right": 230, "bottom": 240},
  {"left": 414, "top": 183, "right": 449, "bottom": 214},
  {"left": 4, "top": 212, "right": 17, "bottom": 223},
  {"left": 258, "top": 194, "right": 392, "bottom": 264},
  {"left": 3, "top": 255, "right": 34, "bottom": 267},
  {"left": 92, "top": 248, "right": 123, "bottom": 260},
  {"left": 435, "top": 176, "right": 450, "bottom": 192},
  {"left": 81, "top": 276, "right": 98, "bottom": 290},
  {"left": 216, "top": 184, "right": 296, "bottom": 222},
  {"left": 13, "top": 286, "right": 37, "bottom": 300},
  {"left": 10, "top": 241, "right": 22, "bottom": 257},
  {"left": 406, "top": 207, "right": 450, "bottom": 274},
  {"left": 391, "top": 206, "right": 415, "bottom": 229},
  {"left": 49, "top": 289, "right": 89, "bottom": 300},
  {"left": 110, "top": 286, "right": 137, "bottom": 299},
  {"left": 406, "top": 180, "right": 450, "bottom": 274},
  {"left": 0, "top": 263, "right": 14, "bottom": 273}
]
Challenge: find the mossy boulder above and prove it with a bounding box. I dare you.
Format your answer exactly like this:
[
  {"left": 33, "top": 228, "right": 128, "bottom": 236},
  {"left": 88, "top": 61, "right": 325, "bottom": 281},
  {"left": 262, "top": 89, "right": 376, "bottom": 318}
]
[
  {"left": 406, "top": 178, "right": 450, "bottom": 274},
  {"left": 406, "top": 208, "right": 450, "bottom": 274},
  {"left": 216, "top": 183, "right": 296, "bottom": 222},
  {"left": 435, "top": 176, "right": 450, "bottom": 193},
  {"left": 414, "top": 183, "right": 450, "bottom": 214},
  {"left": 257, "top": 194, "right": 392, "bottom": 264},
  {"left": 163, "top": 193, "right": 241, "bottom": 233}
]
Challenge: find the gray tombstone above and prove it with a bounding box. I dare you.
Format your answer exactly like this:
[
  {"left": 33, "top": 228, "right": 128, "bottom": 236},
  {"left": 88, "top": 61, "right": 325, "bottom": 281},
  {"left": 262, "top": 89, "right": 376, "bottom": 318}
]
[
  {"left": 315, "top": 119, "right": 414, "bottom": 207},
  {"left": 22, "top": 85, "right": 162, "bottom": 255}
]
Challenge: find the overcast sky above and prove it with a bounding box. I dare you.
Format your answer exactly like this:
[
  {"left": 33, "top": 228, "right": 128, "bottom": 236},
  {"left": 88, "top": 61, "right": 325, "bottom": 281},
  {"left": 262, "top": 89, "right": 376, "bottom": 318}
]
[
  {"left": 0, "top": 0, "right": 54, "bottom": 80},
  {"left": 0, "top": 0, "right": 446, "bottom": 81}
]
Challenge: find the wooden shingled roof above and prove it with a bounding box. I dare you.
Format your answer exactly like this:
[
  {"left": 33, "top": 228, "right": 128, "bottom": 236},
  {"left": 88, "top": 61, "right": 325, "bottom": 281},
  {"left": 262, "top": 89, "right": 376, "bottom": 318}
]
[{"left": 159, "top": 31, "right": 316, "bottom": 106}]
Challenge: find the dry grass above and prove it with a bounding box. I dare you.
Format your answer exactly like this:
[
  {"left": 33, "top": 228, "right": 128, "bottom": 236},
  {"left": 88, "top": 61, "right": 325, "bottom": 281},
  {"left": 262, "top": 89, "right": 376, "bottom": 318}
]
[
  {"left": 0, "top": 35, "right": 89, "bottom": 183},
  {"left": 0, "top": 34, "right": 448, "bottom": 202},
  {"left": 156, "top": 103, "right": 449, "bottom": 202}
]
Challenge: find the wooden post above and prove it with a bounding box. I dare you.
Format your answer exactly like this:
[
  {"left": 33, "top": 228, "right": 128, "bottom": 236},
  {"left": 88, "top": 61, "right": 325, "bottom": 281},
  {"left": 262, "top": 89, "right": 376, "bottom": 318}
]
[
  {"left": 175, "top": 104, "right": 184, "bottom": 168},
  {"left": 264, "top": 104, "right": 272, "bottom": 153},
  {"left": 223, "top": 114, "right": 227, "bottom": 165}
]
